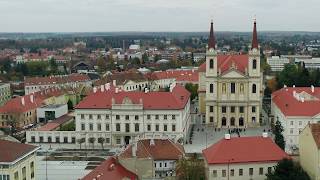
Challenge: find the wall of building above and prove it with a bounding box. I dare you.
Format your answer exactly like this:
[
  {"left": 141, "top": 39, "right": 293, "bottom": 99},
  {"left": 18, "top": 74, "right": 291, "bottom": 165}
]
[
  {"left": 0, "top": 83, "right": 11, "bottom": 106},
  {"left": 119, "top": 157, "right": 154, "bottom": 180},
  {"left": 207, "top": 161, "right": 277, "bottom": 180},
  {"left": 36, "top": 104, "right": 68, "bottom": 122},
  {"left": 299, "top": 125, "right": 320, "bottom": 180}
]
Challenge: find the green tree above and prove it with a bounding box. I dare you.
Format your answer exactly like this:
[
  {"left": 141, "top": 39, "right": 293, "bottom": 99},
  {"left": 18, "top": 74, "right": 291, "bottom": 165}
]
[
  {"left": 88, "top": 137, "right": 96, "bottom": 149},
  {"left": 97, "top": 137, "right": 105, "bottom": 150},
  {"left": 266, "top": 158, "right": 310, "bottom": 180},
  {"left": 49, "top": 58, "right": 58, "bottom": 74},
  {"left": 77, "top": 138, "right": 85, "bottom": 150},
  {"left": 97, "top": 57, "right": 107, "bottom": 73},
  {"left": 185, "top": 83, "right": 199, "bottom": 100},
  {"left": 142, "top": 53, "right": 148, "bottom": 63},
  {"left": 273, "top": 120, "right": 285, "bottom": 150},
  {"left": 67, "top": 99, "right": 74, "bottom": 110},
  {"left": 176, "top": 154, "right": 205, "bottom": 180}
]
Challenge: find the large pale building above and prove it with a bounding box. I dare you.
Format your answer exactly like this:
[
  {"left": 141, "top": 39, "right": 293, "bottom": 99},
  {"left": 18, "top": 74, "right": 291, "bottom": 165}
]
[{"left": 198, "top": 20, "right": 263, "bottom": 128}]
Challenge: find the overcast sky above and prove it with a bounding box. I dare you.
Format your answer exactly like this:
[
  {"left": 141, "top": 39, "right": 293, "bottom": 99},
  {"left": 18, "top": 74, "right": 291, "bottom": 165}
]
[{"left": 0, "top": 0, "right": 319, "bottom": 32}]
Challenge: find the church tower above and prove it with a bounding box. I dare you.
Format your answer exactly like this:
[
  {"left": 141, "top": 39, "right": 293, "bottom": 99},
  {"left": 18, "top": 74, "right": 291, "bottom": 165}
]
[
  {"left": 206, "top": 21, "right": 218, "bottom": 77},
  {"left": 248, "top": 18, "right": 260, "bottom": 77}
]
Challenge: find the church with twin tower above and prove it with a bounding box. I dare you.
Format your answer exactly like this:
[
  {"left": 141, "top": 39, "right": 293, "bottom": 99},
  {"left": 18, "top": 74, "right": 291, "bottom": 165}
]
[{"left": 198, "top": 19, "right": 263, "bottom": 128}]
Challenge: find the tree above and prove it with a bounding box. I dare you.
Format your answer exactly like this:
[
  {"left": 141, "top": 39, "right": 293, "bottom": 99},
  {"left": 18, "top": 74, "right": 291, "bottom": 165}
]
[
  {"left": 142, "top": 53, "right": 148, "bottom": 64},
  {"left": 49, "top": 58, "right": 58, "bottom": 74},
  {"left": 88, "top": 137, "right": 96, "bottom": 149},
  {"left": 77, "top": 138, "right": 85, "bottom": 150},
  {"left": 67, "top": 99, "right": 74, "bottom": 110},
  {"left": 176, "top": 154, "right": 205, "bottom": 180},
  {"left": 185, "top": 83, "right": 199, "bottom": 101},
  {"left": 97, "top": 56, "right": 107, "bottom": 73},
  {"left": 266, "top": 158, "right": 310, "bottom": 180},
  {"left": 98, "top": 137, "right": 105, "bottom": 150},
  {"left": 273, "top": 120, "right": 285, "bottom": 150}
]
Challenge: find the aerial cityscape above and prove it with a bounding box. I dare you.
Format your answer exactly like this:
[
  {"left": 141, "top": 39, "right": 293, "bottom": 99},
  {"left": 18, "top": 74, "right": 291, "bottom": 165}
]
[{"left": 1, "top": 1, "right": 320, "bottom": 180}]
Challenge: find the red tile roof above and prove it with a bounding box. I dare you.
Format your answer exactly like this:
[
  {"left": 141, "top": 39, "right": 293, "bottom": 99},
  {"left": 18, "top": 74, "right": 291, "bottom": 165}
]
[
  {"left": 146, "top": 69, "right": 198, "bottom": 83},
  {"left": 0, "top": 88, "right": 65, "bottom": 113},
  {"left": 75, "top": 85, "right": 190, "bottom": 110},
  {"left": 25, "top": 73, "right": 90, "bottom": 86},
  {"left": 120, "top": 139, "right": 184, "bottom": 160},
  {"left": 198, "top": 54, "right": 249, "bottom": 74},
  {"left": 272, "top": 87, "right": 320, "bottom": 117},
  {"left": 81, "top": 157, "right": 137, "bottom": 180},
  {"left": 0, "top": 140, "right": 38, "bottom": 163},
  {"left": 203, "top": 136, "right": 289, "bottom": 164},
  {"left": 37, "top": 115, "right": 73, "bottom": 131}
]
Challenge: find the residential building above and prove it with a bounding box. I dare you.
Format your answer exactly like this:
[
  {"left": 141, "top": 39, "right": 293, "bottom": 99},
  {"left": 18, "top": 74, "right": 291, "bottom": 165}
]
[
  {"left": 24, "top": 73, "right": 92, "bottom": 95},
  {"left": 81, "top": 157, "right": 138, "bottom": 180},
  {"left": 198, "top": 20, "right": 263, "bottom": 128},
  {"left": 299, "top": 123, "right": 320, "bottom": 180},
  {"left": 0, "top": 140, "right": 39, "bottom": 180},
  {"left": 148, "top": 69, "right": 199, "bottom": 86},
  {"left": 36, "top": 104, "right": 68, "bottom": 123},
  {"left": 202, "top": 135, "right": 289, "bottom": 180},
  {"left": 267, "top": 56, "right": 290, "bottom": 72},
  {"left": 0, "top": 83, "right": 11, "bottom": 106},
  {"left": 74, "top": 84, "right": 190, "bottom": 147},
  {"left": 0, "top": 88, "right": 68, "bottom": 129},
  {"left": 271, "top": 86, "right": 320, "bottom": 154},
  {"left": 295, "top": 58, "right": 320, "bottom": 69},
  {"left": 119, "top": 139, "right": 185, "bottom": 179}
]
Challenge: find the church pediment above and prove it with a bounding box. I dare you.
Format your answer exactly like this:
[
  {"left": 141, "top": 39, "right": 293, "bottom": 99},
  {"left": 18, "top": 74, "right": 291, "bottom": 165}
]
[{"left": 220, "top": 69, "right": 246, "bottom": 78}]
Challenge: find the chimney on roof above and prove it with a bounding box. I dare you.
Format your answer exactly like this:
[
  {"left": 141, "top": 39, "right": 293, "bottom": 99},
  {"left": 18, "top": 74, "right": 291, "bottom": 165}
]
[
  {"left": 115, "top": 88, "right": 119, "bottom": 94},
  {"left": 262, "top": 132, "right": 268, "bottom": 138},
  {"left": 113, "top": 80, "right": 116, "bottom": 87},
  {"left": 21, "top": 97, "right": 25, "bottom": 106},
  {"left": 150, "top": 139, "right": 155, "bottom": 146},
  {"left": 311, "top": 85, "right": 315, "bottom": 93},
  {"left": 224, "top": 134, "right": 231, "bottom": 140},
  {"left": 284, "top": 84, "right": 287, "bottom": 88},
  {"left": 30, "top": 94, "right": 34, "bottom": 103},
  {"left": 93, "top": 87, "right": 97, "bottom": 93},
  {"left": 132, "top": 140, "right": 137, "bottom": 157},
  {"left": 101, "top": 85, "right": 105, "bottom": 92},
  {"left": 293, "top": 85, "right": 296, "bottom": 88}
]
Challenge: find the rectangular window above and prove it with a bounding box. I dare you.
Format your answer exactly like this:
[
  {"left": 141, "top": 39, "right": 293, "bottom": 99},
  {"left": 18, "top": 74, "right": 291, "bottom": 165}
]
[
  {"left": 116, "top": 123, "right": 120, "bottom": 131},
  {"left": 252, "top": 106, "right": 256, "bottom": 113},
  {"left": 231, "top": 106, "right": 235, "bottom": 113},
  {"left": 116, "top": 138, "right": 121, "bottom": 144},
  {"left": 231, "top": 83, "right": 235, "bottom": 93},
  {"left": 210, "top": 84, "right": 214, "bottom": 93},
  {"left": 268, "top": 167, "right": 272, "bottom": 174},
  {"left": 290, "top": 121, "right": 294, "bottom": 125},
  {"left": 106, "top": 138, "right": 110, "bottom": 144},
  {"left": 125, "top": 123, "right": 130, "bottom": 132},
  {"left": 135, "top": 115, "right": 139, "bottom": 120},
  {"left": 135, "top": 123, "right": 139, "bottom": 132},
  {"left": 239, "top": 106, "right": 244, "bottom": 113},
  {"left": 290, "top": 128, "right": 294, "bottom": 134},
  {"left": 81, "top": 114, "right": 84, "bottom": 119},
  {"left": 230, "top": 169, "right": 234, "bottom": 176},
  {"left": 81, "top": 123, "right": 85, "bottom": 131},
  {"left": 116, "top": 115, "right": 120, "bottom": 120},
  {"left": 125, "top": 115, "right": 129, "bottom": 120},
  {"left": 97, "top": 114, "right": 101, "bottom": 119},
  {"left": 172, "top": 124, "right": 176, "bottom": 132},
  {"left": 106, "top": 124, "right": 110, "bottom": 131},
  {"left": 210, "top": 116, "right": 214, "bottom": 122},
  {"left": 213, "top": 170, "right": 217, "bottom": 177},
  {"left": 106, "top": 114, "right": 109, "bottom": 119},
  {"left": 30, "top": 161, "right": 35, "bottom": 178},
  {"left": 222, "top": 170, "right": 226, "bottom": 177},
  {"left": 56, "top": 137, "right": 60, "bottom": 143},
  {"left": 89, "top": 114, "right": 93, "bottom": 119},
  {"left": 155, "top": 115, "right": 159, "bottom": 120},
  {"left": 97, "top": 123, "right": 101, "bottom": 131},
  {"left": 164, "top": 115, "right": 167, "bottom": 120},
  {"left": 89, "top": 123, "right": 93, "bottom": 131},
  {"left": 259, "top": 167, "right": 263, "bottom": 175},
  {"left": 172, "top": 115, "right": 176, "bottom": 120},
  {"left": 299, "top": 121, "right": 302, "bottom": 126},
  {"left": 160, "top": 163, "right": 162, "bottom": 167},
  {"left": 147, "top": 124, "right": 151, "bottom": 131},
  {"left": 222, "top": 106, "right": 227, "bottom": 113},
  {"left": 147, "top": 115, "right": 151, "bottom": 120},
  {"left": 239, "top": 169, "right": 243, "bottom": 176},
  {"left": 249, "top": 168, "right": 253, "bottom": 176},
  {"left": 156, "top": 124, "right": 159, "bottom": 131},
  {"left": 210, "top": 106, "right": 214, "bottom": 112},
  {"left": 64, "top": 137, "right": 68, "bottom": 143},
  {"left": 164, "top": 124, "right": 167, "bottom": 131}
]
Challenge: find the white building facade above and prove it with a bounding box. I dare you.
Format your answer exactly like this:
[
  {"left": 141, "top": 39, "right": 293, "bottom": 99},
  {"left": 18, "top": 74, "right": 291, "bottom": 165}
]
[{"left": 267, "top": 56, "right": 290, "bottom": 72}]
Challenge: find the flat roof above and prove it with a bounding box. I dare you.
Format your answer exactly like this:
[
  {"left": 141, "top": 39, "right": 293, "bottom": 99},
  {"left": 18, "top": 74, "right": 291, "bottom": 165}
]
[{"left": 37, "top": 115, "right": 74, "bottom": 131}]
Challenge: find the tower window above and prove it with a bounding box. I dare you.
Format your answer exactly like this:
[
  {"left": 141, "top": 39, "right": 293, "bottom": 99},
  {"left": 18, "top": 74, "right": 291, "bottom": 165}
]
[
  {"left": 252, "top": 84, "right": 257, "bottom": 93},
  {"left": 253, "top": 59, "right": 257, "bottom": 69},
  {"left": 209, "top": 59, "right": 214, "bottom": 69},
  {"left": 210, "top": 84, "right": 214, "bottom": 93}
]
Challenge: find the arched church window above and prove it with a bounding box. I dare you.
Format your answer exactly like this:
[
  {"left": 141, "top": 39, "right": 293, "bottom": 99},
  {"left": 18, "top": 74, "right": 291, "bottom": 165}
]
[
  {"left": 253, "top": 59, "right": 257, "bottom": 69},
  {"left": 209, "top": 59, "right": 214, "bottom": 69}
]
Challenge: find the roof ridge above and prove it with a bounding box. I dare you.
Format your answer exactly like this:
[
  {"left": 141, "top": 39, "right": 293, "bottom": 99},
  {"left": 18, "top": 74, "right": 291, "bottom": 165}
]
[{"left": 140, "top": 140, "right": 153, "bottom": 158}]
